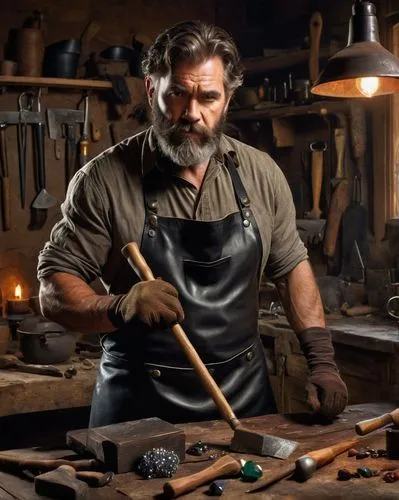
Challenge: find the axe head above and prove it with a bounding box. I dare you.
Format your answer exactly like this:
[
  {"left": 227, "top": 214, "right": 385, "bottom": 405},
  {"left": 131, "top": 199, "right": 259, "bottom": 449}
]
[
  {"left": 230, "top": 427, "right": 298, "bottom": 459},
  {"left": 47, "top": 108, "right": 84, "bottom": 140}
]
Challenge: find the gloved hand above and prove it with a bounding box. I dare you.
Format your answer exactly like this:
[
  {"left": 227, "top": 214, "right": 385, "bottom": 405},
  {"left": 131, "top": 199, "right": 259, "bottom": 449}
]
[
  {"left": 108, "top": 279, "right": 184, "bottom": 329},
  {"left": 298, "top": 327, "right": 348, "bottom": 418}
]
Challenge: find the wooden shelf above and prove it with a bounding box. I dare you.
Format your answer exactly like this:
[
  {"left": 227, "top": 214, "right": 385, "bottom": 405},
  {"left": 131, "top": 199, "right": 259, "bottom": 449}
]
[
  {"left": 242, "top": 46, "right": 338, "bottom": 74},
  {"left": 0, "top": 76, "right": 112, "bottom": 90},
  {"left": 228, "top": 99, "right": 350, "bottom": 121}
]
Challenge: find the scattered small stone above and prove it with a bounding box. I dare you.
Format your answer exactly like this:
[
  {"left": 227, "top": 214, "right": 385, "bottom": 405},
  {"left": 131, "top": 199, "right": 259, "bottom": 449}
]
[
  {"left": 383, "top": 471, "right": 399, "bottom": 483},
  {"left": 186, "top": 441, "right": 208, "bottom": 456},
  {"left": 337, "top": 469, "right": 353, "bottom": 481},
  {"left": 348, "top": 448, "right": 359, "bottom": 457}
]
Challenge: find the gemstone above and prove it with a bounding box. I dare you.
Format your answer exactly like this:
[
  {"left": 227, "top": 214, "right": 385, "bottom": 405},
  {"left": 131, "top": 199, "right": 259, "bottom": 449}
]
[
  {"left": 357, "top": 467, "right": 373, "bottom": 478},
  {"left": 208, "top": 480, "right": 225, "bottom": 496},
  {"left": 241, "top": 461, "right": 263, "bottom": 482},
  {"left": 186, "top": 441, "right": 208, "bottom": 456},
  {"left": 383, "top": 472, "right": 399, "bottom": 483},
  {"left": 355, "top": 451, "right": 371, "bottom": 459},
  {"left": 347, "top": 448, "right": 359, "bottom": 457}
]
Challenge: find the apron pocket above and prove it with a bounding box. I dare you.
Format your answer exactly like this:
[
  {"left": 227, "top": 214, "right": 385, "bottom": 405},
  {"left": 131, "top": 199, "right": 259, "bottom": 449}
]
[{"left": 183, "top": 255, "right": 231, "bottom": 285}]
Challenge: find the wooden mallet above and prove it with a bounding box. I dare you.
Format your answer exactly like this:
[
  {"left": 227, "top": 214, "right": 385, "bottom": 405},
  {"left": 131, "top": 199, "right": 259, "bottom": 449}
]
[
  {"left": 122, "top": 242, "right": 298, "bottom": 459},
  {"left": 356, "top": 408, "right": 399, "bottom": 435}
]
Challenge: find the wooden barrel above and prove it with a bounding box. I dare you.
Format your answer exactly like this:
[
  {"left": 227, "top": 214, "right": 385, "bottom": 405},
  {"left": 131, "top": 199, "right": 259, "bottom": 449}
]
[{"left": 16, "top": 28, "right": 44, "bottom": 77}]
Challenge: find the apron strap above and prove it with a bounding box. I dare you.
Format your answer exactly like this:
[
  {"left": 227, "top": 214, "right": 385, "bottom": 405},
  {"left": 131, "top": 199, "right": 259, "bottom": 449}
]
[{"left": 224, "top": 152, "right": 253, "bottom": 226}]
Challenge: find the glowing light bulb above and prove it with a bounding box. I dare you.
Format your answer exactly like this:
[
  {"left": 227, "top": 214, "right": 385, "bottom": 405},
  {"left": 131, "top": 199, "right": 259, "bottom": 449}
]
[
  {"left": 15, "top": 284, "right": 22, "bottom": 300},
  {"left": 356, "top": 77, "right": 380, "bottom": 97}
]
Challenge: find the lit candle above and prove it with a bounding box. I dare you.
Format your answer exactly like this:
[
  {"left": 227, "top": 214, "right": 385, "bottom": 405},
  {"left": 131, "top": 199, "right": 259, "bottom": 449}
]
[{"left": 7, "top": 284, "right": 31, "bottom": 315}]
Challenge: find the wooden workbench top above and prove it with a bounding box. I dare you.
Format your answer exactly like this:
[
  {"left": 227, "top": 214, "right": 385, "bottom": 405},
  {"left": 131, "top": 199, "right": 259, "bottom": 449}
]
[
  {"left": 0, "top": 359, "right": 99, "bottom": 417},
  {"left": 0, "top": 402, "right": 398, "bottom": 499},
  {"left": 259, "top": 314, "right": 399, "bottom": 354}
]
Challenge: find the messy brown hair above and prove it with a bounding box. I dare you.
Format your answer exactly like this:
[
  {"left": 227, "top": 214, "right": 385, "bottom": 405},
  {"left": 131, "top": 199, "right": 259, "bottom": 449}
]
[{"left": 142, "top": 20, "right": 243, "bottom": 94}]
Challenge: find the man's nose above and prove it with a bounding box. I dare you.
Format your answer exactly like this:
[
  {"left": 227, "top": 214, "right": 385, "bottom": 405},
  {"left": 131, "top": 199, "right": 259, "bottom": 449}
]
[{"left": 183, "top": 98, "right": 200, "bottom": 121}]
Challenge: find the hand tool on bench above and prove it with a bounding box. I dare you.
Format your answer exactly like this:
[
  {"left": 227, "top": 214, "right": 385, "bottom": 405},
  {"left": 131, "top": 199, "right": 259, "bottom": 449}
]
[
  {"left": 247, "top": 436, "right": 359, "bottom": 493},
  {"left": 163, "top": 455, "right": 241, "bottom": 499},
  {"left": 47, "top": 108, "right": 84, "bottom": 190},
  {"left": 0, "top": 354, "right": 64, "bottom": 377},
  {"left": 356, "top": 408, "right": 399, "bottom": 436},
  {"left": 31, "top": 90, "right": 58, "bottom": 230},
  {"left": 309, "top": 11, "right": 323, "bottom": 85},
  {"left": 0, "top": 452, "right": 100, "bottom": 471},
  {"left": 122, "top": 242, "right": 298, "bottom": 459},
  {"left": 34, "top": 464, "right": 113, "bottom": 499},
  {"left": 0, "top": 121, "right": 10, "bottom": 230}
]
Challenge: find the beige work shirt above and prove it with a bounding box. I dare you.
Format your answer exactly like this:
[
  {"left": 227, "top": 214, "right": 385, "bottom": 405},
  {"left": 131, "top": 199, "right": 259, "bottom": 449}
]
[{"left": 37, "top": 128, "right": 307, "bottom": 293}]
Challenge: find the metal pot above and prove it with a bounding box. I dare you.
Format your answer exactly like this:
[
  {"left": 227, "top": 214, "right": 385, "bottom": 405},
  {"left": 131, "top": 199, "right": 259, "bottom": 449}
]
[{"left": 17, "top": 316, "right": 76, "bottom": 364}]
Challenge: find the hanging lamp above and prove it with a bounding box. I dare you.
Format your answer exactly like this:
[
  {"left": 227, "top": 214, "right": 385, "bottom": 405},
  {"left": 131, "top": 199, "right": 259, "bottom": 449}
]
[{"left": 311, "top": 0, "right": 399, "bottom": 98}]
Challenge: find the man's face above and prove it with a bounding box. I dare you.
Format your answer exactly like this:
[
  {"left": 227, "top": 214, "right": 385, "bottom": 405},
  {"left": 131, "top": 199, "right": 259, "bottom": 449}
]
[{"left": 146, "top": 56, "right": 231, "bottom": 167}]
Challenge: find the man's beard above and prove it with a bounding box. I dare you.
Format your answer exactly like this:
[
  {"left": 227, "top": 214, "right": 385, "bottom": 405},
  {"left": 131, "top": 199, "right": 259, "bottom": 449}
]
[{"left": 152, "top": 100, "right": 226, "bottom": 167}]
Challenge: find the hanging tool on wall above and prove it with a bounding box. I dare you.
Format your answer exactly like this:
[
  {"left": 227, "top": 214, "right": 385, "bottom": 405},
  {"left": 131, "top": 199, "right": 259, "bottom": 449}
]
[
  {"left": 323, "top": 113, "right": 349, "bottom": 258},
  {"left": 17, "top": 91, "right": 34, "bottom": 209},
  {"left": 47, "top": 108, "right": 84, "bottom": 191},
  {"left": 305, "top": 141, "right": 327, "bottom": 220},
  {"left": 30, "top": 89, "right": 58, "bottom": 230},
  {"left": 0, "top": 122, "right": 10, "bottom": 231},
  {"left": 309, "top": 11, "right": 323, "bottom": 85},
  {"left": 78, "top": 93, "right": 90, "bottom": 167}
]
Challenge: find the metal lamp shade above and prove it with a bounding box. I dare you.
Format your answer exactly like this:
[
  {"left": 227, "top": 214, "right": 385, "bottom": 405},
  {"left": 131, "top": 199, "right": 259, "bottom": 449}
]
[{"left": 311, "top": 1, "right": 399, "bottom": 98}]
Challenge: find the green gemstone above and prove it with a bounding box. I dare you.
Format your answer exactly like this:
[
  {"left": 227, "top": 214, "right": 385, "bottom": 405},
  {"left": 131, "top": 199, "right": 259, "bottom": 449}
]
[{"left": 241, "top": 461, "right": 263, "bottom": 482}]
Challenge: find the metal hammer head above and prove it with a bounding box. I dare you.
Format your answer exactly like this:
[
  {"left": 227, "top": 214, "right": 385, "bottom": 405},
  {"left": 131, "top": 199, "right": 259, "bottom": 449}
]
[
  {"left": 230, "top": 427, "right": 298, "bottom": 459},
  {"left": 47, "top": 108, "right": 84, "bottom": 140},
  {"left": 293, "top": 455, "right": 317, "bottom": 482},
  {"left": 34, "top": 465, "right": 89, "bottom": 500}
]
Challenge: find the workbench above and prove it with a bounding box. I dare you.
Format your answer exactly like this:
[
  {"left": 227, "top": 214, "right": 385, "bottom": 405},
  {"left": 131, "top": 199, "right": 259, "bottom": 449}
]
[
  {"left": 260, "top": 314, "right": 399, "bottom": 413},
  {"left": 0, "top": 402, "right": 397, "bottom": 499}
]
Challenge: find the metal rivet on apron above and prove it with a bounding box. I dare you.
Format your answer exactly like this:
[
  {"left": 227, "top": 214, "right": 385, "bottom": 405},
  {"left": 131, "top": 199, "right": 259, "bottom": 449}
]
[
  {"left": 208, "top": 368, "right": 215, "bottom": 375},
  {"left": 243, "top": 209, "right": 251, "bottom": 218},
  {"left": 148, "top": 229, "right": 156, "bottom": 237},
  {"left": 148, "top": 214, "right": 158, "bottom": 227},
  {"left": 246, "top": 351, "right": 253, "bottom": 361},
  {"left": 243, "top": 219, "right": 250, "bottom": 227},
  {"left": 151, "top": 369, "right": 161, "bottom": 378},
  {"left": 240, "top": 196, "right": 249, "bottom": 206},
  {"left": 147, "top": 200, "right": 158, "bottom": 211}
]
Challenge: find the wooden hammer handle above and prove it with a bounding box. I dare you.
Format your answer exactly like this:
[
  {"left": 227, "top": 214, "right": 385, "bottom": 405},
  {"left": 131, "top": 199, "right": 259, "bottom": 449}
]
[
  {"left": 356, "top": 409, "right": 399, "bottom": 435},
  {"left": 122, "top": 242, "right": 240, "bottom": 431},
  {"left": 163, "top": 455, "right": 241, "bottom": 498},
  {"left": 306, "top": 437, "right": 359, "bottom": 467},
  {"left": 0, "top": 454, "right": 100, "bottom": 471},
  {"left": 323, "top": 179, "right": 349, "bottom": 257},
  {"left": 309, "top": 11, "right": 323, "bottom": 84},
  {"left": 311, "top": 150, "right": 323, "bottom": 218}
]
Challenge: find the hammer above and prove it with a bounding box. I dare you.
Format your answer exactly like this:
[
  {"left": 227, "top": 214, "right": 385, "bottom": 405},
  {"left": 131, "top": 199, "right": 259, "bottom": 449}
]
[
  {"left": 247, "top": 436, "right": 359, "bottom": 493},
  {"left": 122, "top": 242, "right": 298, "bottom": 459},
  {"left": 34, "top": 465, "right": 114, "bottom": 499},
  {"left": 355, "top": 408, "right": 399, "bottom": 436}
]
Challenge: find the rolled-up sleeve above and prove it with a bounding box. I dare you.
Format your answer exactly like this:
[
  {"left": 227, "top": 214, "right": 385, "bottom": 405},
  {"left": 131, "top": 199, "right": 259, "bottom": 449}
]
[
  {"left": 37, "top": 164, "right": 111, "bottom": 283},
  {"left": 265, "top": 166, "right": 308, "bottom": 280}
]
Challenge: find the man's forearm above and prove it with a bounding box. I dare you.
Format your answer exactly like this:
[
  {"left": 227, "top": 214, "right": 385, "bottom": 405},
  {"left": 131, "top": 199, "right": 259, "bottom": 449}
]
[
  {"left": 39, "top": 272, "right": 118, "bottom": 334},
  {"left": 273, "top": 259, "right": 325, "bottom": 332}
]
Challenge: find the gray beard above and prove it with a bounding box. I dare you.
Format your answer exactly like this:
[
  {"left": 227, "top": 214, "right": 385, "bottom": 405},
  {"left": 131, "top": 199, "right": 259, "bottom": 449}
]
[{"left": 152, "top": 100, "right": 225, "bottom": 167}]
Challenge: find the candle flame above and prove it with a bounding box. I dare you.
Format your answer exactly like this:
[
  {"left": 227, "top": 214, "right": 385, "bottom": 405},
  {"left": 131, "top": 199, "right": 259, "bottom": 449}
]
[{"left": 15, "top": 284, "right": 22, "bottom": 300}]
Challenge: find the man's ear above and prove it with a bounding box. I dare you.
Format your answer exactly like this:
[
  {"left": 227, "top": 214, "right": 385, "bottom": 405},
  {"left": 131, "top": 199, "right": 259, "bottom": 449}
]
[{"left": 145, "top": 76, "right": 155, "bottom": 108}]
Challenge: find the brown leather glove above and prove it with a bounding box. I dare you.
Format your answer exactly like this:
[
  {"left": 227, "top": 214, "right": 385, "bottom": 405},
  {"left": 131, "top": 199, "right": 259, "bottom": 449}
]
[
  {"left": 298, "top": 327, "right": 348, "bottom": 418},
  {"left": 108, "top": 279, "right": 184, "bottom": 329}
]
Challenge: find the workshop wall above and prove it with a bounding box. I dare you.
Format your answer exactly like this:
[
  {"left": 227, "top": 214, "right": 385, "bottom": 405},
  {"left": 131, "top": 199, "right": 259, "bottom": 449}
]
[{"left": 0, "top": 0, "right": 216, "bottom": 304}]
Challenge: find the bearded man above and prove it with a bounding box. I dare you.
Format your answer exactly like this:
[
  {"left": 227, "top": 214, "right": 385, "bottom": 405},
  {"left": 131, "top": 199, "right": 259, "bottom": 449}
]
[{"left": 37, "top": 20, "right": 347, "bottom": 427}]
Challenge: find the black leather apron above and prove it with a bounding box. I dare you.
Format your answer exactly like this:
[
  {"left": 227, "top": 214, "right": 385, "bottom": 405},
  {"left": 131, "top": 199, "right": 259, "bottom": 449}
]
[{"left": 89, "top": 154, "right": 276, "bottom": 427}]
